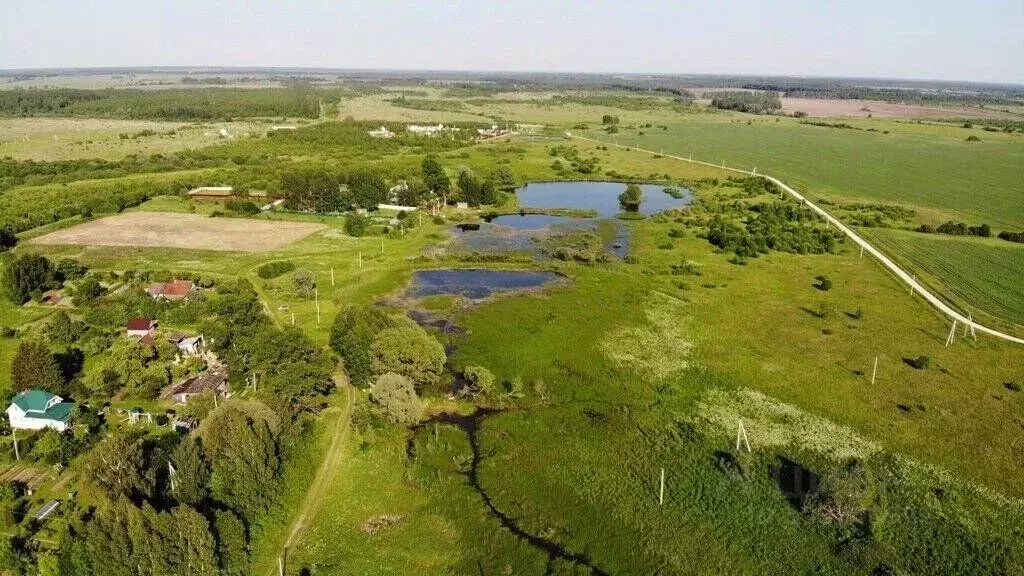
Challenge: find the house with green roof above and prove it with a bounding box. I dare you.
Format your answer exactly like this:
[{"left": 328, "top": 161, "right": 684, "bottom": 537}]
[{"left": 6, "top": 389, "right": 76, "bottom": 432}]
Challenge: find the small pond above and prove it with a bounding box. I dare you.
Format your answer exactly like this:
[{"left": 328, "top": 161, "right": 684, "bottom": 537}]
[
  {"left": 408, "top": 269, "right": 560, "bottom": 299},
  {"left": 514, "top": 181, "right": 692, "bottom": 217},
  {"left": 484, "top": 213, "right": 573, "bottom": 230}
]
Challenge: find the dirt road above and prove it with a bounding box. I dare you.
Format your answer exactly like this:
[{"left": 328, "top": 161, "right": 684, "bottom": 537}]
[
  {"left": 570, "top": 133, "right": 1024, "bottom": 345},
  {"left": 267, "top": 371, "right": 355, "bottom": 576}
]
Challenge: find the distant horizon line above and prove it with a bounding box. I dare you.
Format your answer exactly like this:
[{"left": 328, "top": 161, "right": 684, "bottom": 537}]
[{"left": 1, "top": 65, "right": 1022, "bottom": 89}]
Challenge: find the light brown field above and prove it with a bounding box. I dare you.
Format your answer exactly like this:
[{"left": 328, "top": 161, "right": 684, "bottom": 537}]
[
  {"left": 0, "top": 117, "right": 292, "bottom": 161},
  {"left": 780, "top": 97, "right": 1015, "bottom": 119},
  {"left": 30, "top": 212, "right": 326, "bottom": 252}
]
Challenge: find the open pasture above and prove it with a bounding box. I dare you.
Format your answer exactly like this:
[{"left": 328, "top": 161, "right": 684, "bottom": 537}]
[
  {"left": 588, "top": 116, "right": 1024, "bottom": 228},
  {"left": 29, "top": 211, "right": 326, "bottom": 252},
  {"left": 864, "top": 228, "right": 1024, "bottom": 330},
  {"left": 780, "top": 97, "right": 1017, "bottom": 119}
]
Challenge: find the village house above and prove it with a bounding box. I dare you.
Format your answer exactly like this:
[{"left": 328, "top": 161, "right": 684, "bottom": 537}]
[
  {"left": 147, "top": 279, "right": 196, "bottom": 301},
  {"left": 126, "top": 317, "right": 156, "bottom": 338},
  {"left": 166, "top": 333, "right": 205, "bottom": 358},
  {"left": 6, "top": 389, "right": 76, "bottom": 432},
  {"left": 164, "top": 366, "right": 229, "bottom": 404}
]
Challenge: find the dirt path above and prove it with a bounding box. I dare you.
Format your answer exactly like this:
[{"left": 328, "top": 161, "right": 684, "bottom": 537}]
[
  {"left": 267, "top": 370, "right": 355, "bottom": 576},
  {"left": 570, "top": 133, "right": 1024, "bottom": 346}
]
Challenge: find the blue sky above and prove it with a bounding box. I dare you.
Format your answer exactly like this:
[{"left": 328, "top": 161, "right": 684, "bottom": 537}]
[{"left": 2, "top": 0, "right": 1022, "bottom": 84}]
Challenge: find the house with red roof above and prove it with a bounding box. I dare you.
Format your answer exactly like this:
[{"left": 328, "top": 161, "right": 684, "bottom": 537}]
[
  {"left": 126, "top": 317, "right": 157, "bottom": 338},
  {"left": 148, "top": 280, "right": 196, "bottom": 301}
]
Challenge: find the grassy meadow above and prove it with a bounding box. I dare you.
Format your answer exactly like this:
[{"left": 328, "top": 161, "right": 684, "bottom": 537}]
[{"left": 3, "top": 84, "right": 1024, "bottom": 574}]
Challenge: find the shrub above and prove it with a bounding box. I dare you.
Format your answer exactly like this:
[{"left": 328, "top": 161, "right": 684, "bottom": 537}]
[
  {"left": 461, "top": 365, "right": 497, "bottom": 397},
  {"left": 292, "top": 269, "right": 316, "bottom": 299},
  {"left": 965, "top": 135, "right": 981, "bottom": 142},
  {"left": 814, "top": 275, "right": 833, "bottom": 291},
  {"left": 224, "top": 198, "right": 261, "bottom": 215},
  {"left": 371, "top": 372, "right": 422, "bottom": 425},
  {"left": 908, "top": 355, "right": 930, "bottom": 370},
  {"left": 997, "top": 230, "right": 1024, "bottom": 243},
  {"left": 256, "top": 260, "right": 295, "bottom": 279},
  {"left": 344, "top": 212, "right": 372, "bottom": 237},
  {"left": 1003, "top": 381, "right": 1020, "bottom": 392}
]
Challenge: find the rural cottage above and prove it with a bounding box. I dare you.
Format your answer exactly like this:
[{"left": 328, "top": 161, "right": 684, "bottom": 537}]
[{"left": 6, "top": 389, "right": 76, "bottom": 432}]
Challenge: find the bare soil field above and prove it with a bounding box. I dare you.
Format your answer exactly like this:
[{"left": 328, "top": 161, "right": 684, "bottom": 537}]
[
  {"left": 30, "top": 212, "right": 326, "bottom": 252},
  {"left": 780, "top": 97, "right": 1015, "bottom": 119}
]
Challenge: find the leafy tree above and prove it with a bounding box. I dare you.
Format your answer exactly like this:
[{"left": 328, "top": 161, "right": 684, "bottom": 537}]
[
  {"left": 85, "top": 338, "right": 150, "bottom": 398},
  {"left": 212, "top": 510, "right": 249, "bottom": 576},
  {"left": 46, "top": 311, "right": 84, "bottom": 343},
  {"left": 370, "top": 325, "right": 446, "bottom": 391},
  {"left": 371, "top": 372, "right": 422, "bottom": 424},
  {"left": 2, "top": 253, "right": 57, "bottom": 304},
  {"left": 11, "top": 338, "right": 64, "bottom": 393},
  {"left": 491, "top": 166, "right": 516, "bottom": 189},
  {"left": 421, "top": 155, "right": 450, "bottom": 193},
  {"left": 201, "top": 404, "right": 282, "bottom": 523},
  {"left": 329, "top": 305, "right": 397, "bottom": 388},
  {"left": 618, "top": 183, "right": 643, "bottom": 212},
  {"left": 347, "top": 169, "right": 387, "bottom": 208},
  {"left": 171, "top": 437, "right": 209, "bottom": 507},
  {"left": 83, "top": 434, "right": 152, "bottom": 503},
  {"left": 292, "top": 268, "right": 316, "bottom": 299},
  {"left": 457, "top": 168, "right": 497, "bottom": 206},
  {"left": 31, "top": 429, "right": 78, "bottom": 465},
  {"left": 55, "top": 258, "right": 87, "bottom": 281},
  {"left": 601, "top": 114, "right": 620, "bottom": 125},
  {"left": 71, "top": 276, "right": 105, "bottom": 306}
]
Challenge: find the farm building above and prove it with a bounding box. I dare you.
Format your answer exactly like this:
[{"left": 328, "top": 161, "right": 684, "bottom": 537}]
[
  {"left": 167, "top": 333, "right": 205, "bottom": 358},
  {"left": 6, "top": 389, "right": 76, "bottom": 432},
  {"left": 126, "top": 317, "right": 156, "bottom": 338},
  {"left": 187, "top": 186, "right": 234, "bottom": 199},
  {"left": 148, "top": 279, "right": 196, "bottom": 301},
  {"left": 164, "top": 366, "right": 229, "bottom": 404},
  {"left": 188, "top": 187, "right": 274, "bottom": 202},
  {"left": 368, "top": 126, "right": 394, "bottom": 138},
  {"left": 407, "top": 124, "right": 449, "bottom": 136}
]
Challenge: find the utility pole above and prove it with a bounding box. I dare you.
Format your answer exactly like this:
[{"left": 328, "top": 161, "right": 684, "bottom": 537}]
[
  {"left": 331, "top": 267, "right": 335, "bottom": 287},
  {"left": 871, "top": 357, "right": 878, "bottom": 385},
  {"left": 358, "top": 252, "right": 362, "bottom": 269},
  {"left": 291, "top": 312, "right": 295, "bottom": 326},
  {"left": 315, "top": 286, "right": 320, "bottom": 325},
  {"left": 736, "top": 419, "right": 751, "bottom": 453},
  {"left": 12, "top": 429, "right": 19, "bottom": 461},
  {"left": 659, "top": 468, "right": 665, "bottom": 505}
]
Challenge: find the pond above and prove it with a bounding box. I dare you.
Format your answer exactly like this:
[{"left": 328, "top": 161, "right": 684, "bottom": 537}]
[
  {"left": 514, "top": 181, "right": 692, "bottom": 218},
  {"left": 408, "top": 269, "right": 560, "bottom": 299},
  {"left": 484, "top": 213, "right": 573, "bottom": 230}
]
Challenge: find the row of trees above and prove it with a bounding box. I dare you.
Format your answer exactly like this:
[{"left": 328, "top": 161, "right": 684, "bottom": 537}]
[
  {"left": 280, "top": 156, "right": 515, "bottom": 213},
  {"left": 916, "top": 220, "right": 991, "bottom": 237}
]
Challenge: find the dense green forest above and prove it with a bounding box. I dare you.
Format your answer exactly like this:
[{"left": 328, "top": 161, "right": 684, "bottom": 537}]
[
  {"left": 0, "top": 87, "right": 326, "bottom": 120},
  {"left": 708, "top": 91, "right": 783, "bottom": 114}
]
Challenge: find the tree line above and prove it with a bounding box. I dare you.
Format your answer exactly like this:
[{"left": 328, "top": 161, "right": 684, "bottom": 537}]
[
  {"left": 708, "top": 91, "right": 782, "bottom": 115},
  {"left": 0, "top": 87, "right": 324, "bottom": 120}
]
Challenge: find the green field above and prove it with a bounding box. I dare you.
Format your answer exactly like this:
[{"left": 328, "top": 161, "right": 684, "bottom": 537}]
[
  {"left": 864, "top": 228, "right": 1024, "bottom": 329},
  {"left": 3, "top": 82, "right": 1024, "bottom": 575},
  {"left": 584, "top": 116, "right": 1024, "bottom": 228}
]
